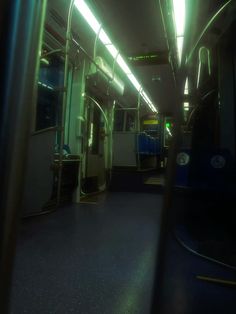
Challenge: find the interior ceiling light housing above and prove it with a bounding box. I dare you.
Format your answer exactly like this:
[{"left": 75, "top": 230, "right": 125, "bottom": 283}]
[
  {"left": 74, "top": 0, "right": 157, "bottom": 113},
  {"left": 172, "top": 0, "right": 186, "bottom": 64}
]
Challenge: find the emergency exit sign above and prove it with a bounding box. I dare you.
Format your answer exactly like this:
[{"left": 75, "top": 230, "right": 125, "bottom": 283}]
[{"left": 128, "top": 51, "right": 169, "bottom": 66}]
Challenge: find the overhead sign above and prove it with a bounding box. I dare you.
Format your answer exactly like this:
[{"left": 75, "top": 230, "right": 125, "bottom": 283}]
[
  {"left": 128, "top": 51, "right": 169, "bottom": 66},
  {"left": 143, "top": 120, "right": 158, "bottom": 125}
]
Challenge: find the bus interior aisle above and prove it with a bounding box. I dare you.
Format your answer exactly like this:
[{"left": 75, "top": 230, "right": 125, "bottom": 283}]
[
  {"left": 10, "top": 192, "right": 236, "bottom": 314},
  {"left": 1, "top": 0, "right": 236, "bottom": 313},
  {"left": 11, "top": 193, "right": 162, "bottom": 314}
]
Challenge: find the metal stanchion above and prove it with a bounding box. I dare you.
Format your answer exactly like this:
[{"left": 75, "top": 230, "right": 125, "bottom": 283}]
[
  {"left": 0, "top": 1, "right": 47, "bottom": 312},
  {"left": 56, "top": 0, "right": 75, "bottom": 206}
]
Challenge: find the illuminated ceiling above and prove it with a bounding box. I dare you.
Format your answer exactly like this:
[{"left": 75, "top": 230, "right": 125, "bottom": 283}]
[
  {"left": 47, "top": 0, "right": 178, "bottom": 114},
  {"left": 46, "top": 0, "right": 236, "bottom": 114},
  {"left": 85, "top": 0, "right": 176, "bottom": 114},
  {"left": 74, "top": 0, "right": 157, "bottom": 112}
]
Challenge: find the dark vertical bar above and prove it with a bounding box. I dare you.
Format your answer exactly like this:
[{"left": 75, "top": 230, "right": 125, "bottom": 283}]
[
  {"left": 150, "top": 68, "right": 184, "bottom": 313},
  {"left": 218, "top": 30, "right": 236, "bottom": 158},
  {"left": 151, "top": 0, "right": 192, "bottom": 312},
  {"left": 0, "top": 1, "right": 47, "bottom": 313}
]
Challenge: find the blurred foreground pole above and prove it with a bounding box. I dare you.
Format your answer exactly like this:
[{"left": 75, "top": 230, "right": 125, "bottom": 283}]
[
  {"left": 0, "top": 1, "right": 47, "bottom": 312},
  {"left": 151, "top": 0, "right": 191, "bottom": 311}
]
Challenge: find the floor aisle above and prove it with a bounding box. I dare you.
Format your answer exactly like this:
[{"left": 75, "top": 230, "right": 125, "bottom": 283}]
[
  {"left": 10, "top": 193, "right": 162, "bottom": 314},
  {"left": 10, "top": 192, "right": 236, "bottom": 313}
]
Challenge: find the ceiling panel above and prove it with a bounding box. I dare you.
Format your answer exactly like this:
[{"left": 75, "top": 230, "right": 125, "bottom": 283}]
[
  {"left": 87, "top": 0, "right": 175, "bottom": 113},
  {"left": 87, "top": 0, "right": 167, "bottom": 54},
  {"left": 47, "top": 0, "right": 235, "bottom": 114},
  {"left": 47, "top": 0, "right": 177, "bottom": 113}
]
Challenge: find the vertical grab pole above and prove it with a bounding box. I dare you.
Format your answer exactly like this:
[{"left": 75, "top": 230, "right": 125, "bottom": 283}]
[
  {"left": 56, "top": 0, "right": 75, "bottom": 206},
  {"left": 110, "top": 101, "right": 116, "bottom": 171},
  {"left": 151, "top": 0, "right": 189, "bottom": 311},
  {"left": 137, "top": 89, "right": 142, "bottom": 170},
  {"left": 0, "top": 1, "right": 47, "bottom": 312},
  {"left": 93, "top": 24, "right": 103, "bottom": 61},
  {"left": 108, "top": 52, "right": 119, "bottom": 172}
]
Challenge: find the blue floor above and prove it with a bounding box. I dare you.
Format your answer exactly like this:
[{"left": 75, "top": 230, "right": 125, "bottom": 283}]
[
  {"left": 173, "top": 194, "right": 236, "bottom": 267},
  {"left": 10, "top": 192, "right": 236, "bottom": 313},
  {"left": 159, "top": 235, "right": 236, "bottom": 314},
  {"left": 10, "top": 192, "right": 161, "bottom": 314}
]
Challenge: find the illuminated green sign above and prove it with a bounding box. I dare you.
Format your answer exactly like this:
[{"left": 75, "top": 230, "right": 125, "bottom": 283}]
[{"left": 128, "top": 51, "right": 169, "bottom": 66}]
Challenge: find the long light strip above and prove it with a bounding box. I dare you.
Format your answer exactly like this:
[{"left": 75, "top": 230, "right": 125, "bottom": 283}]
[
  {"left": 38, "top": 81, "right": 53, "bottom": 90},
  {"left": 172, "top": 0, "right": 186, "bottom": 64},
  {"left": 177, "top": 36, "right": 184, "bottom": 64},
  {"left": 184, "top": 77, "right": 189, "bottom": 95},
  {"left": 172, "top": 0, "right": 185, "bottom": 36},
  {"left": 74, "top": 0, "right": 157, "bottom": 112},
  {"left": 183, "top": 78, "right": 189, "bottom": 111},
  {"left": 126, "top": 73, "right": 141, "bottom": 91},
  {"left": 166, "top": 127, "right": 173, "bottom": 137}
]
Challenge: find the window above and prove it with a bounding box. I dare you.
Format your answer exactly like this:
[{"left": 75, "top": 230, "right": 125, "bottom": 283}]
[
  {"left": 114, "top": 110, "right": 125, "bottom": 131},
  {"left": 125, "top": 112, "right": 135, "bottom": 131},
  {"left": 35, "top": 54, "right": 64, "bottom": 131}
]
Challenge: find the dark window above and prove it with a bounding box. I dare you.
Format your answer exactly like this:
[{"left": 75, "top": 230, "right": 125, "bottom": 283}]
[
  {"left": 125, "top": 112, "right": 135, "bottom": 131},
  {"left": 91, "top": 106, "right": 100, "bottom": 154},
  {"left": 114, "top": 110, "right": 124, "bottom": 131},
  {"left": 35, "top": 55, "right": 64, "bottom": 131}
]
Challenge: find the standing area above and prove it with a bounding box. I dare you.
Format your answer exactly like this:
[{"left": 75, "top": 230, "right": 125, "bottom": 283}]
[
  {"left": 11, "top": 193, "right": 162, "bottom": 314},
  {"left": 1, "top": 1, "right": 236, "bottom": 313}
]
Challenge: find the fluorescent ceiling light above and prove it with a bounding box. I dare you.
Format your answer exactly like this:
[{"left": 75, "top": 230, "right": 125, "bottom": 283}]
[
  {"left": 172, "top": 0, "right": 186, "bottom": 64},
  {"left": 183, "top": 102, "right": 189, "bottom": 108},
  {"left": 74, "top": 0, "right": 157, "bottom": 113},
  {"left": 127, "top": 73, "right": 141, "bottom": 91},
  {"left": 177, "top": 36, "right": 184, "bottom": 64},
  {"left": 172, "top": 0, "right": 185, "bottom": 36},
  {"left": 99, "top": 29, "right": 111, "bottom": 45},
  {"left": 140, "top": 93, "right": 150, "bottom": 105},
  {"left": 74, "top": 0, "right": 100, "bottom": 33},
  {"left": 141, "top": 91, "right": 152, "bottom": 104},
  {"left": 140, "top": 90, "right": 157, "bottom": 113},
  {"left": 116, "top": 55, "right": 131, "bottom": 74},
  {"left": 184, "top": 78, "right": 189, "bottom": 94},
  {"left": 105, "top": 44, "right": 119, "bottom": 58}
]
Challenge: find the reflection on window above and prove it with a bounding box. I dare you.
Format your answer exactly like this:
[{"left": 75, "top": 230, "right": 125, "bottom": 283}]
[
  {"left": 88, "top": 123, "right": 94, "bottom": 147},
  {"left": 114, "top": 111, "right": 124, "bottom": 131},
  {"left": 87, "top": 104, "right": 100, "bottom": 154},
  {"left": 164, "top": 117, "right": 174, "bottom": 147},
  {"left": 114, "top": 111, "right": 136, "bottom": 132},
  {"left": 125, "top": 112, "right": 135, "bottom": 131},
  {"left": 36, "top": 54, "right": 64, "bottom": 131}
]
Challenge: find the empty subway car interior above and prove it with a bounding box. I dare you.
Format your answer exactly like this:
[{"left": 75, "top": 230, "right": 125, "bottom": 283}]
[{"left": 1, "top": 0, "right": 236, "bottom": 313}]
